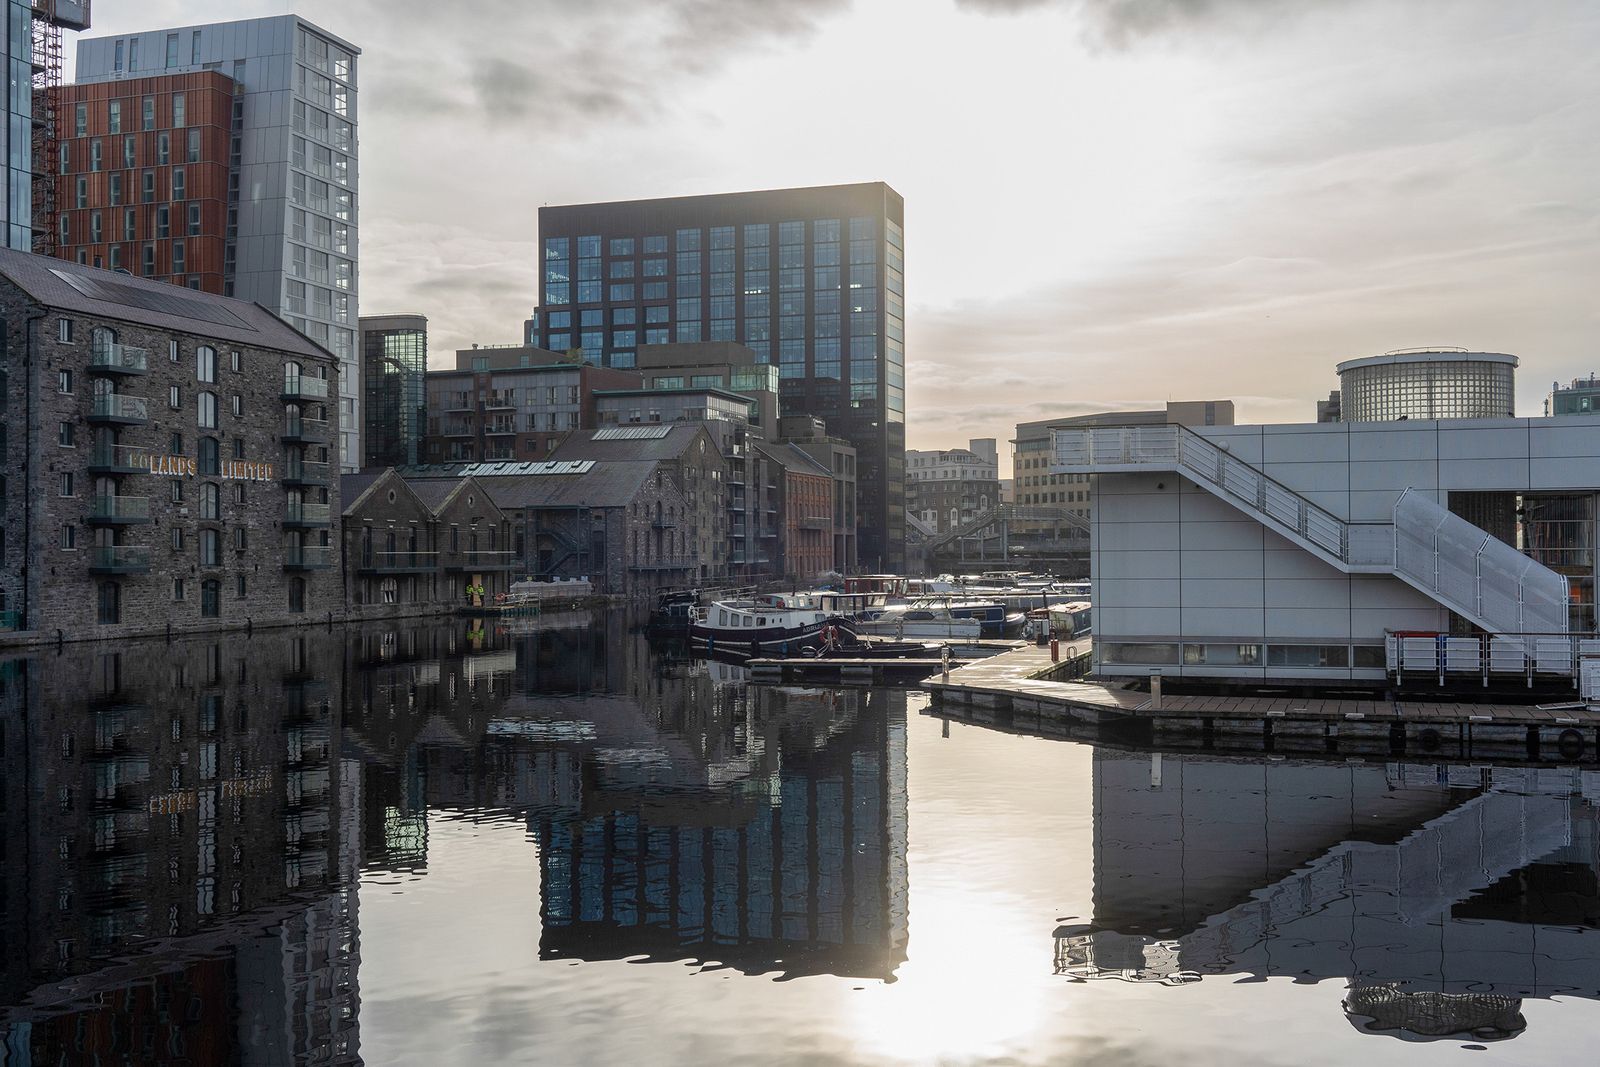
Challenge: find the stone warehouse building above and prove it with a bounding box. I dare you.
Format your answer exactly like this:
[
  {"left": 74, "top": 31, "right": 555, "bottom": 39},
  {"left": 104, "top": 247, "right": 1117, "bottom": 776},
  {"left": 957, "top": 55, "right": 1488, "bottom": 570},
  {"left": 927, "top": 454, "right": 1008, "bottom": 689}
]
[{"left": 0, "top": 250, "right": 341, "bottom": 641}]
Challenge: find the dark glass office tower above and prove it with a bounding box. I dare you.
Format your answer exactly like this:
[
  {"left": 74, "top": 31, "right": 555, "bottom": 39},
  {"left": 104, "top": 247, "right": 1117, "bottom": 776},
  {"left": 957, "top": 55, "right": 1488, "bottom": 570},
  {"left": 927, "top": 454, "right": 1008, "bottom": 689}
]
[
  {"left": 533, "top": 183, "right": 905, "bottom": 571},
  {"left": 360, "top": 314, "right": 427, "bottom": 468}
]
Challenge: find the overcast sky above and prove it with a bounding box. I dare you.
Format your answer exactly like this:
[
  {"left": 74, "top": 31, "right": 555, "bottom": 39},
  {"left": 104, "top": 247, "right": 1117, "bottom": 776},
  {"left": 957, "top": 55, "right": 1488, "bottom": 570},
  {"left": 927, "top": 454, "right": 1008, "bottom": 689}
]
[{"left": 78, "top": 1, "right": 1599, "bottom": 473}]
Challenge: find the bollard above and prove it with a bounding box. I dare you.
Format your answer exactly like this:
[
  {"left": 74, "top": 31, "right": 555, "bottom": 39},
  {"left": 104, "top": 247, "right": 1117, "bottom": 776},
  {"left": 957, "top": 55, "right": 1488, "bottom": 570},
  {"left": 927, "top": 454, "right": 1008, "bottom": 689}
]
[
  {"left": 1150, "top": 671, "right": 1163, "bottom": 711},
  {"left": 941, "top": 644, "right": 951, "bottom": 684},
  {"left": 1050, "top": 637, "right": 1059, "bottom": 663}
]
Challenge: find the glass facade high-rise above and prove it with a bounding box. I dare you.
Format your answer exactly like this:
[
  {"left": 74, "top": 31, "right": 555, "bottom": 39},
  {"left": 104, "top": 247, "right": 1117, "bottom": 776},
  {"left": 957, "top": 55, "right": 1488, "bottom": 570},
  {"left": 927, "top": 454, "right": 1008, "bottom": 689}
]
[
  {"left": 74, "top": 16, "right": 362, "bottom": 470},
  {"left": 3, "top": 0, "right": 34, "bottom": 251},
  {"left": 532, "top": 183, "right": 905, "bottom": 571},
  {"left": 360, "top": 314, "right": 427, "bottom": 468}
]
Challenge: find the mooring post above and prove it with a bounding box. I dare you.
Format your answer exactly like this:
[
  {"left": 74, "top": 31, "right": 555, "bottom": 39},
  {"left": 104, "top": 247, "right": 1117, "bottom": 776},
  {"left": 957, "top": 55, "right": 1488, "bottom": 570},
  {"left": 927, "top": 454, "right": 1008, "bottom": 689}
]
[{"left": 1150, "top": 671, "right": 1163, "bottom": 711}]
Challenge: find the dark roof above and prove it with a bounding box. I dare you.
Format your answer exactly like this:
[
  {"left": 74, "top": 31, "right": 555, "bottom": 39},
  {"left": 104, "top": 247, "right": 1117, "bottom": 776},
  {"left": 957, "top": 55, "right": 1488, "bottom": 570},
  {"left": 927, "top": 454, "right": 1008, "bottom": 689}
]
[
  {"left": 402, "top": 460, "right": 662, "bottom": 510},
  {"left": 405, "top": 479, "right": 462, "bottom": 509},
  {"left": 548, "top": 423, "right": 710, "bottom": 463},
  {"left": 756, "top": 442, "right": 832, "bottom": 478},
  {"left": 0, "top": 248, "right": 331, "bottom": 360},
  {"left": 340, "top": 470, "right": 387, "bottom": 506}
]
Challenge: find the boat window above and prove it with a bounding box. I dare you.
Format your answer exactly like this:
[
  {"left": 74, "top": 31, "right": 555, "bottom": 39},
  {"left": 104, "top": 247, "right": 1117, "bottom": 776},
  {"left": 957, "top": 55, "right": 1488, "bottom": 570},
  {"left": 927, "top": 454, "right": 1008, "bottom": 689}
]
[
  {"left": 758, "top": 617, "right": 766, "bottom": 626},
  {"left": 907, "top": 611, "right": 933, "bottom": 621},
  {"left": 719, "top": 610, "right": 728, "bottom": 626}
]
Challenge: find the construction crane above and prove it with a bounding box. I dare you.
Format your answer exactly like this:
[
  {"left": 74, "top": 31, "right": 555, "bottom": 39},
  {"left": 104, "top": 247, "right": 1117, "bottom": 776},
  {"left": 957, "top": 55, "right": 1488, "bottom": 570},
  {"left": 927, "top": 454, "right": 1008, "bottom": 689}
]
[{"left": 30, "top": 0, "right": 91, "bottom": 257}]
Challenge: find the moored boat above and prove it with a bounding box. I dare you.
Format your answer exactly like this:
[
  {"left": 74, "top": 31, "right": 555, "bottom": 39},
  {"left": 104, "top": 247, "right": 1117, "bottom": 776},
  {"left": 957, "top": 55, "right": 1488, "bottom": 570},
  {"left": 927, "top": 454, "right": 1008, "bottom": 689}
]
[{"left": 689, "top": 593, "right": 840, "bottom": 655}]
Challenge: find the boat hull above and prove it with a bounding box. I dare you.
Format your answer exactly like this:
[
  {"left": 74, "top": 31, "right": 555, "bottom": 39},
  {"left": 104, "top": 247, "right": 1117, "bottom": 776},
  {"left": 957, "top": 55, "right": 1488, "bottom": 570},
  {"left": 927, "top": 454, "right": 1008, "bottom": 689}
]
[{"left": 689, "top": 620, "right": 830, "bottom": 655}]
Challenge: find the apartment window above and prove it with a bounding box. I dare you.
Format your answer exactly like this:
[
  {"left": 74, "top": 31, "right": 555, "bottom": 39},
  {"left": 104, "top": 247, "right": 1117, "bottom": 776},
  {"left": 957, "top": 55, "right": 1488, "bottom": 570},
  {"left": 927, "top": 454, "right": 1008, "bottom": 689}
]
[
  {"left": 108, "top": 173, "right": 122, "bottom": 206},
  {"left": 173, "top": 92, "right": 186, "bottom": 128},
  {"left": 58, "top": 369, "right": 72, "bottom": 393},
  {"left": 60, "top": 525, "right": 77, "bottom": 550},
  {"left": 173, "top": 578, "right": 185, "bottom": 601},
  {"left": 165, "top": 33, "right": 179, "bottom": 67},
  {"left": 155, "top": 205, "right": 169, "bottom": 239},
  {"left": 229, "top": 350, "right": 241, "bottom": 372},
  {"left": 173, "top": 168, "right": 186, "bottom": 201},
  {"left": 199, "top": 437, "right": 219, "bottom": 475},
  {"left": 108, "top": 101, "right": 121, "bottom": 133},
  {"left": 89, "top": 139, "right": 101, "bottom": 172},
  {"left": 171, "top": 240, "right": 185, "bottom": 274},
  {"left": 187, "top": 201, "right": 200, "bottom": 235},
  {"left": 200, "top": 482, "right": 220, "bottom": 520},
  {"left": 89, "top": 211, "right": 102, "bottom": 242},
  {"left": 197, "top": 391, "right": 217, "bottom": 429},
  {"left": 187, "top": 128, "right": 200, "bottom": 163},
  {"left": 170, "top": 482, "right": 183, "bottom": 506},
  {"left": 142, "top": 170, "right": 155, "bottom": 203},
  {"left": 57, "top": 318, "right": 72, "bottom": 342},
  {"left": 169, "top": 339, "right": 179, "bottom": 363},
  {"left": 169, "top": 384, "right": 180, "bottom": 409},
  {"left": 200, "top": 530, "right": 221, "bottom": 568},
  {"left": 114, "top": 38, "right": 124, "bottom": 71},
  {"left": 123, "top": 208, "right": 136, "bottom": 241},
  {"left": 229, "top": 394, "right": 242, "bottom": 417},
  {"left": 190, "top": 30, "right": 201, "bottom": 64},
  {"left": 235, "top": 574, "right": 246, "bottom": 598},
  {"left": 142, "top": 244, "right": 155, "bottom": 277},
  {"left": 196, "top": 346, "right": 216, "bottom": 382},
  {"left": 97, "top": 583, "right": 119, "bottom": 625},
  {"left": 58, "top": 421, "right": 74, "bottom": 447},
  {"left": 74, "top": 102, "right": 86, "bottom": 136},
  {"left": 142, "top": 96, "right": 155, "bottom": 131},
  {"left": 59, "top": 472, "right": 74, "bottom": 497},
  {"left": 157, "top": 132, "right": 170, "bottom": 166},
  {"left": 233, "top": 526, "right": 247, "bottom": 551}
]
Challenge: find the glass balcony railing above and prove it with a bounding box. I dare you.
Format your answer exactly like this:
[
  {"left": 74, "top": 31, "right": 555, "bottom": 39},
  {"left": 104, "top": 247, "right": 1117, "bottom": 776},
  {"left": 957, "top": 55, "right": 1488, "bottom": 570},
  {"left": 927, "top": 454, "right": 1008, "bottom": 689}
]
[
  {"left": 283, "top": 415, "right": 330, "bottom": 441},
  {"left": 88, "top": 443, "right": 148, "bottom": 472},
  {"left": 284, "top": 458, "right": 330, "bottom": 484},
  {"left": 285, "top": 502, "right": 332, "bottom": 525},
  {"left": 89, "top": 495, "right": 151, "bottom": 522},
  {"left": 90, "top": 394, "right": 149, "bottom": 422},
  {"left": 89, "top": 545, "right": 151, "bottom": 572},
  {"left": 284, "top": 544, "right": 334, "bottom": 568},
  {"left": 88, "top": 343, "right": 149, "bottom": 374},
  {"left": 282, "top": 374, "right": 331, "bottom": 401}
]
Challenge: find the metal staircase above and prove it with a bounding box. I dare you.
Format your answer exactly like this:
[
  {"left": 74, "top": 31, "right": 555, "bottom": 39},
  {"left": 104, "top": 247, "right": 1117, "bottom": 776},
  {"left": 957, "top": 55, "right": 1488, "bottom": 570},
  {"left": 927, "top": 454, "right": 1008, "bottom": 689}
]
[
  {"left": 1052, "top": 424, "right": 1569, "bottom": 638},
  {"left": 923, "top": 504, "right": 1090, "bottom": 554}
]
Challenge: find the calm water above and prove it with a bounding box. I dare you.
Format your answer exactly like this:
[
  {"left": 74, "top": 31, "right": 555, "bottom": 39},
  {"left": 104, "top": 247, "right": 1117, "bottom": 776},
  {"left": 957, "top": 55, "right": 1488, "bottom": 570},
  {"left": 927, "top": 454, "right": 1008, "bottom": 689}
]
[{"left": 2, "top": 611, "right": 1598, "bottom": 1065}]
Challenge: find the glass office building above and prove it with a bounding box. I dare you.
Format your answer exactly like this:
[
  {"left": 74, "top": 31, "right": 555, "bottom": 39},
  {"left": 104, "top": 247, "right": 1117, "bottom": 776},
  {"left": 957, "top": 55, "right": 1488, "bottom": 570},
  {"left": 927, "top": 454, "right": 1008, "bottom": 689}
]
[
  {"left": 360, "top": 314, "right": 426, "bottom": 467},
  {"left": 1337, "top": 349, "right": 1517, "bottom": 422},
  {"left": 532, "top": 183, "right": 906, "bottom": 571}
]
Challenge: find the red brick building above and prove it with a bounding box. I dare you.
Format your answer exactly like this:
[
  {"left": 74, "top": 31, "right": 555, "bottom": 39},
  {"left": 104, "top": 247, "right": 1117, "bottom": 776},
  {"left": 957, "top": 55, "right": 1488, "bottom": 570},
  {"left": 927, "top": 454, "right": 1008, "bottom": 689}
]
[
  {"left": 55, "top": 71, "right": 235, "bottom": 292},
  {"left": 759, "top": 442, "right": 836, "bottom": 581}
]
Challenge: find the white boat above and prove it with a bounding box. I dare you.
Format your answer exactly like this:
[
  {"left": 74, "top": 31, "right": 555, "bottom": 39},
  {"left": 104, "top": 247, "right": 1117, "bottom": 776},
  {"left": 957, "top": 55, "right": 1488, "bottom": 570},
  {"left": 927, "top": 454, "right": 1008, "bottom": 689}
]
[
  {"left": 689, "top": 593, "right": 835, "bottom": 654},
  {"left": 852, "top": 603, "right": 983, "bottom": 639}
]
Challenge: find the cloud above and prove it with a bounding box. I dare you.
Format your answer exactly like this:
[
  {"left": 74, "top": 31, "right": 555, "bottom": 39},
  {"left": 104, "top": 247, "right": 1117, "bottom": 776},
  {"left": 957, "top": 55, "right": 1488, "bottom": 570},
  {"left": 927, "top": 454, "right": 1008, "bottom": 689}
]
[{"left": 954, "top": 0, "right": 1338, "bottom": 47}]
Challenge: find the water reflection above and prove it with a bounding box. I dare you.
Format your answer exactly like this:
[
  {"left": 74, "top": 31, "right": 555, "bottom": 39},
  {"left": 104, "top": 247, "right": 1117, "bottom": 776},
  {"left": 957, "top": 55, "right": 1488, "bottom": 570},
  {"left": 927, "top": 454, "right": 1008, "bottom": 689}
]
[
  {"left": 10, "top": 615, "right": 1600, "bottom": 1062},
  {"left": 1057, "top": 746, "right": 1600, "bottom": 1042}
]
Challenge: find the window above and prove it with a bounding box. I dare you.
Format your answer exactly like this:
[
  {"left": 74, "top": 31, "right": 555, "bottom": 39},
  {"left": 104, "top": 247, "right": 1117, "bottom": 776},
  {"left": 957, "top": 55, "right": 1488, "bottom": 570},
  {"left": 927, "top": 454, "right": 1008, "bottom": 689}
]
[
  {"left": 165, "top": 33, "right": 179, "bottom": 67},
  {"left": 60, "top": 525, "right": 77, "bottom": 550},
  {"left": 156, "top": 205, "right": 170, "bottom": 239},
  {"left": 187, "top": 128, "right": 201, "bottom": 163},
  {"left": 198, "top": 437, "right": 218, "bottom": 475},
  {"left": 229, "top": 394, "right": 242, "bottom": 417},
  {"left": 74, "top": 102, "right": 86, "bottom": 136},
  {"left": 199, "top": 529, "right": 221, "bottom": 567},
  {"left": 142, "top": 244, "right": 155, "bottom": 277},
  {"left": 200, "top": 579, "right": 220, "bottom": 618},
  {"left": 171, "top": 240, "right": 185, "bottom": 274},
  {"left": 58, "top": 422, "right": 74, "bottom": 447},
  {"left": 235, "top": 574, "right": 247, "bottom": 598},
  {"left": 142, "top": 170, "right": 155, "bottom": 203},
  {"left": 142, "top": 96, "right": 155, "bottom": 130},
  {"left": 173, "top": 168, "right": 186, "bottom": 201},
  {"left": 108, "top": 100, "right": 121, "bottom": 133},
  {"left": 190, "top": 30, "right": 201, "bottom": 65},
  {"left": 173, "top": 92, "right": 186, "bottom": 128},
  {"left": 58, "top": 368, "right": 73, "bottom": 393},
  {"left": 97, "top": 583, "right": 120, "bottom": 625},
  {"left": 59, "top": 472, "right": 74, "bottom": 497},
  {"left": 196, "top": 346, "right": 216, "bottom": 382},
  {"left": 157, "top": 132, "right": 170, "bottom": 165},
  {"left": 198, "top": 391, "right": 217, "bottom": 429},
  {"left": 173, "top": 578, "right": 185, "bottom": 601},
  {"left": 200, "top": 482, "right": 220, "bottom": 520},
  {"left": 169, "top": 384, "right": 180, "bottom": 409}
]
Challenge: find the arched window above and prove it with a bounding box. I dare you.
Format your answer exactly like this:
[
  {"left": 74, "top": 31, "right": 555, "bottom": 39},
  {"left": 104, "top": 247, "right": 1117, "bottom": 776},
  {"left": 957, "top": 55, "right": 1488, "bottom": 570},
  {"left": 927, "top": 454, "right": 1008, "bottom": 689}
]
[
  {"left": 200, "top": 579, "right": 220, "bottom": 618},
  {"left": 198, "top": 437, "right": 219, "bottom": 475},
  {"left": 284, "top": 360, "right": 302, "bottom": 391},
  {"left": 196, "top": 345, "right": 217, "bottom": 383},
  {"left": 287, "top": 577, "right": 306, "bottom": 614},
  {"left": 199, "top": 528, "right": 221, "bottom": 567},
  {"left": 197, "top": 390, "right": 217, "bottom": 429},
  {"left": 91, "top": 326, "right": 117, "bottom": 358},
  {"left": 96, "top": 581, "right": 120, "bottom": 624},
  {"left": 200, "top": 482, "right": 220, "bottom": 520}
]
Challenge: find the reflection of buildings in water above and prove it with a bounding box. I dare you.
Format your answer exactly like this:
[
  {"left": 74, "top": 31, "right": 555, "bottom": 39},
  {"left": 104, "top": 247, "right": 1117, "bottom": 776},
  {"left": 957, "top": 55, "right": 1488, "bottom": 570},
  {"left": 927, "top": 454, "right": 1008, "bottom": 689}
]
[
  {"left": 1062, "top": 751, "right": 1600, "bottom": 1041},
  {"left": 531, "top": 686, "right": 911, "bottom": 981},
  {"left": 0, "top": 634, "right": 361, "bottom": 1065}
]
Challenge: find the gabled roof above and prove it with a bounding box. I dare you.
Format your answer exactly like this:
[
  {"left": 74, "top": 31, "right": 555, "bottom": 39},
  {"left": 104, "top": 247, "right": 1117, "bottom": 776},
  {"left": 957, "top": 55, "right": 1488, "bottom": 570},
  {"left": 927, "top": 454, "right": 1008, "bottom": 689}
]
[
  {"left": 404, "top": 460, "right": 665, "bottom": 511},
  {"left": 341, "top": 468, "right": 433, "bottom": 518},
  {"left": 0, "top": 247, "right": 331, "bottom": 360},
  {"left": 756, "top": 441, "right": 833, "bottom": 478},
  {"left": 548, "top": 422, "right": 712, "bottom": 464}
]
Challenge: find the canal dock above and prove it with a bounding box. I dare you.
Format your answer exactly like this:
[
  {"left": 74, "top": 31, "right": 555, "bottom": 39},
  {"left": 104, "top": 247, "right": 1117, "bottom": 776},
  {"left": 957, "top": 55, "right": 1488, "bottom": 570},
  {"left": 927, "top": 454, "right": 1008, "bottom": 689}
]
[
  {"left": 746, "top": 639, "right": 1033, "bottom": 686},
  {"left": 926, "top": 642, "right": 1600, "bottom": 762}
]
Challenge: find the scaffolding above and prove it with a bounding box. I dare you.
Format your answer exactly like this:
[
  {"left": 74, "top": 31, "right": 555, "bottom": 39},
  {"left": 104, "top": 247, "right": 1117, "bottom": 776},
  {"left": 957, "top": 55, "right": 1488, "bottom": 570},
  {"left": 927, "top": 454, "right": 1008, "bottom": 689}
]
[{"left": 29, "top": 0, "right": 90, "bottom": 257}]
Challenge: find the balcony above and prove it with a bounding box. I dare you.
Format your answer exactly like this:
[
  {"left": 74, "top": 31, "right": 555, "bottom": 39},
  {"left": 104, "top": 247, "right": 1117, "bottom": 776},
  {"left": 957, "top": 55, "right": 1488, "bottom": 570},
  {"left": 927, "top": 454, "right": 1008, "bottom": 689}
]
[
  {"left": 89, "top": 394, "right": 149, "bottom": 425},
  {"left": 281, "top": 374, "right": 330, "bottom": 402},
  {"left": 88, "top": 443, "right": 147, "bottom": 474},
  {"left": 442, "top": 395, "right": 474, "bottom": 412},
  {"left": 799, "top": 516, "right": 832, "bottom": 531},
  {"left": 282, "top": 415, "right": 329, "bottom": 443},
  {"left": 89, "top": 545, "right": 151, "bottom": 573},
  {"left": 485, "top": 392, "right": 516, "bottom": 410},
  {"left": 484, "top": 421, "right": 517, "bottom": 436},
  {"left": 284, "top": 501, "right": 332, "bottom": 527},
  {"left": 440, "top": 423, "right": 475, "bottom": 437},
  {"left": 358, "top": 550, "right": 439, "bottom": 574},
  {"left": 88, "top": 343, "right": 149, "bottom": 376},
  {"left": 284, "top": 544, "right": 334, "bottom": 570},
  {"left": 282, "top": 458, "right": 330, "bottom": 486},
  {"left": 87, "top": 495, "right": 152, "bottom": 525},
  {"left": 444, "top": 550, "right": 519, "bottom": 571}
]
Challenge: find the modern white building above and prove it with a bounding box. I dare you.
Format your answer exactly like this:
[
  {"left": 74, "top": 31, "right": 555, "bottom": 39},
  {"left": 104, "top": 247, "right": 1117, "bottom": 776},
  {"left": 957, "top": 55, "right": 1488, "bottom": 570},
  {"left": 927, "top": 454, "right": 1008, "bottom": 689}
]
[
  {"left": 75, "top": 15, "right": 362, "bottom": 470},
  {"left": 1054, "top": 416, "right": 1600, "bottom": 687}
]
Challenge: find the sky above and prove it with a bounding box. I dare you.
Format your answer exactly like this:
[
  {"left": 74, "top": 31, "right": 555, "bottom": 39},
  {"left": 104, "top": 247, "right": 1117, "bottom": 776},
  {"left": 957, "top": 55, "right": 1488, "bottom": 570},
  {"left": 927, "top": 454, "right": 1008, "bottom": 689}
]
[{"left": 75, "top": 0, "right": 1600, "bottom": 477}]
